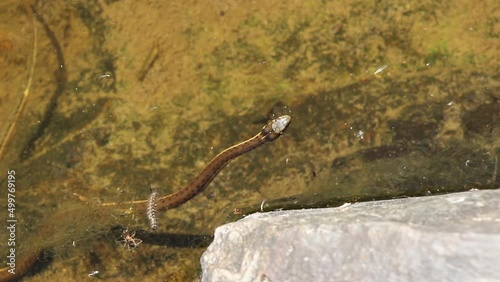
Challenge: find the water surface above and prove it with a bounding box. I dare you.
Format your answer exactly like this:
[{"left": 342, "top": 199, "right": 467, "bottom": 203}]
[{"left": 0, "top": 0, "right": 498, "bottom": 281}]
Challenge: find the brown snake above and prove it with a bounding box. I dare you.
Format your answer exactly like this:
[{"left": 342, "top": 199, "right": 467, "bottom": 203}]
[
  {"left": 123, "top": 114, "right": 292, "bottom": 214},
  {"left": 0, "top": 115, "right": 291, "bottom": 281}
]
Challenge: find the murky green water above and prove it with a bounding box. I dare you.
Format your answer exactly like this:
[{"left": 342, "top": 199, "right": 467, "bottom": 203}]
[{"left": 0, "top": 0, "right": 499, "bottom": 281}]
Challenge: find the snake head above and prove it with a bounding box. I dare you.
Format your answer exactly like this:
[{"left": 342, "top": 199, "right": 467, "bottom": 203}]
[{"left": 262, "top": 115, "right": 291, "bottom": 141}]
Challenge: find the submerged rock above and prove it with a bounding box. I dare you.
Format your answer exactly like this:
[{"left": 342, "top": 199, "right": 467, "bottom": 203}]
[{"left": 201, "top": 189, "right": 500, "bottom": 282}]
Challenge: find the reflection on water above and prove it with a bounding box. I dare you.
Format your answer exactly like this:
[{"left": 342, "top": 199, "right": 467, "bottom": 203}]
[{"left": 0, "top": 0, "right": 499, "bottom": 281}]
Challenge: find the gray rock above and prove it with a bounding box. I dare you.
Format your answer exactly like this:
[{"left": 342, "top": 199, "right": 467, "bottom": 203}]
[{"left": 201, "top": 189, "right": 500, "bottom": 282}]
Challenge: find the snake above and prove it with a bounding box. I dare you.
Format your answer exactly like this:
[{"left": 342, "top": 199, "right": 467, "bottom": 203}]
[
  {"left": 0, "top": 114, "right": 291, "bottom": 281},
  {"left": 145, "top": 114, "right": 291, "bottom": 212}
]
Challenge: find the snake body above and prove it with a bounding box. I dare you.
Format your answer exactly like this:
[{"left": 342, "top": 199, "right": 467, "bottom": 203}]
[{"left": 152, "top": 114, "right": 291, "bottom": 212}]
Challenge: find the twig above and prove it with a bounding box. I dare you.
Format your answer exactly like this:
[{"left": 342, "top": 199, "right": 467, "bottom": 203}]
[{"left": 0, "top": 1, "right": 37, "bottom": 160}]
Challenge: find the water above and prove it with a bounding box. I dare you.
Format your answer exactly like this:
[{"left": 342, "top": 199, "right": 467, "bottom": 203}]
[{"left": 0, "top": 0, "right": 498, "bottom": 281}]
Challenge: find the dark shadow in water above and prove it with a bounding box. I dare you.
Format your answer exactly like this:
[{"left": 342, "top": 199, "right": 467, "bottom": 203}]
[{"left": 110, "top": 226, "right": 214, "bottom": 249}]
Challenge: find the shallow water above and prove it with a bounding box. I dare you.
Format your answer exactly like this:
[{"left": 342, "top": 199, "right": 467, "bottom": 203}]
[{"left": 0, "top": 0, "right": 499, "bottom": 281}]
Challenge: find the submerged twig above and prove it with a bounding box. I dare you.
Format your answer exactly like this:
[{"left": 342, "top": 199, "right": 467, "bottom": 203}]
[
  {"left": 20, "top": 4, "right": 67, "bottom": 160},
  {"left": 0, "top": 1, "right": 37, "bottom": 160}
]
